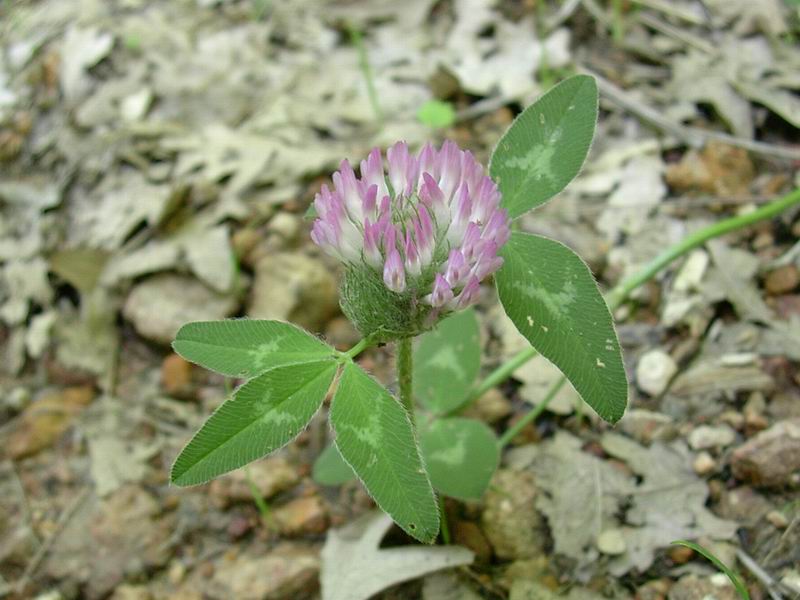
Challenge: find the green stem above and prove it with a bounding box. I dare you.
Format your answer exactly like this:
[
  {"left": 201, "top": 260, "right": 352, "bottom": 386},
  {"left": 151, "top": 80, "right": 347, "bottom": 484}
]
[
  {"left": 349, "top": 24, "right": 382, "bottom": 123},
  {"left": 446, "top": 347, "right": 539, "bottom": 415},
  {"left": 498, "top": 377, "right": 566, "bottom": 448},
  {"left": 397, "top": 337, "right": 415, "bottom": 425},
  {"left": 605, "top": 187, "right": 800, "bottom": 308},
  {"left": 470, "top": 186, "right": 800, "bottom": 417},
  {"left": 344, "top": 337, "right": 372, "bottom": 360}
]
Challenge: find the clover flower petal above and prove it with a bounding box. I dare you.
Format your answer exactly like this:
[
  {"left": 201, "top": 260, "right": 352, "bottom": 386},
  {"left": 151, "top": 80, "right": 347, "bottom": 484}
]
[{"left": 312, "top": 141, "right": 510, "bottom": 315}]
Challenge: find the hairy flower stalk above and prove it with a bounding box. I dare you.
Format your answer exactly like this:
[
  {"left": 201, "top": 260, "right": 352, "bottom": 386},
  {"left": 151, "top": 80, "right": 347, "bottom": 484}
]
[{"left": 312, "top": 141, "right": 510, "bottom": 338}]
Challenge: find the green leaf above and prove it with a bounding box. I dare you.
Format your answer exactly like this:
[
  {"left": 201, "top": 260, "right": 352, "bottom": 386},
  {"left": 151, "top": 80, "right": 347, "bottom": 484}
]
[
  {"left": 331, "top": 362, "right": 439, "bottom": 543},
  {"left": 489, "top": 74, "right": 598, "bottom": 218},
  {"left": 420, "top": 418, "right": 499, "bottom": 500},
  {"left": 312, "top": 443, "right": 356, "bottom": 486},
  {"left": 173, "top": 319, "right": 334, "bottom": 378},
  {"left": 414, "top": 308, "right": 480, "bottom": 413},
  {"left": 671, "top": 540, "right": 750, "bottom": 600},
  {"left": 171, "top": 359, "right": 338, "bottom": 486},
  {"left": 417, "top": 99, "right": 456, "bottom": 128},
  {"left": 495, "top": 232, "right": 627, "bottom": 423}
]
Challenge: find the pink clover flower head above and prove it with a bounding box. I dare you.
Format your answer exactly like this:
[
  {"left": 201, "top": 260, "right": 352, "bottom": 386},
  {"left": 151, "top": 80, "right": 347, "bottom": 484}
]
[{"left": 312, "top": 140, "right": 510, "bottom": 322}]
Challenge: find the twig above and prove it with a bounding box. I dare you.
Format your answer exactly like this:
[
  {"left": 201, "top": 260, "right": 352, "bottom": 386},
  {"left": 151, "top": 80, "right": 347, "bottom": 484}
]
[
  {"left": 2, "top": 461, "right": 35, "bottom": 533},
  {"left": 636, "top": 11, "right": 714, "bottom": 53},
  {"left": 454, "top": 95, "right": 512, "bottom": 124},
  {"left": 763, "top": 513, "right": 799, "bottom": 568},
  {"left": 630, "top": 0, "right": 708, "bottom": 25},
  {"left": 545, "top": 0, "right": 581, "bottom": 31},
  {"left": 735, "top": 548, "right": 786, "bottom": 600},
  {"left": 583, "top": 68, "right": 800, "bottom": 161},
  {"left": 15, "top": 488, "right": 90, "bottom": 595}
]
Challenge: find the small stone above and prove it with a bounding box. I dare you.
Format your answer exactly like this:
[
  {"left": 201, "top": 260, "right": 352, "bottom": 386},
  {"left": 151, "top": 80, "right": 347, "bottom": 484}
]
[
  {"left": 637, "top": 578, "right": 672, "bottom": 600},
  {"left": 273, "top": 496, "right": 328, "bottom": 536},
  {"left": 209, "top": 457, "right": 300, "bottom": 507},
  {"left": 120, "top": 88, "right": 152, "bottom": 121},
  {"left": 716, "top": 486, "right": 773, "bottom": 525},
  {"left": 110, "top": 584, "right": 152, "bottom": 600},
  {"left": 688, "top": 425, "right": 736, "bottom": 450},
  {"left": 693, "top": 451, "right": 716, "bottom": 475},
  {"left": 619, "top": 409, "right": 677, "bottom": 444},
  {"left": 765, "top": 510, "right": 789, "bottom": 528},
  {"left": 123, "top": 274, "right": 238, "bottom": 345},
  {"left": 667, "top": 544, "right": 694, "bottom": 564},
  {"left": 6, "top": 386, "right": 31, "bottom": 412},
  {"left": 764, "top": 264, "right": 799, "bottom": 295},
  {"left": 718, "top": 410, "right": 745, "bottom": 430},
  {"left": 324, "top": 316, "right": 361, "bottom": 351},
  {"left": 168, "top": 560, "right": 187, "bottom": 585},
  {"left": 462, "top": 388, "right": 512, "bottom": 425},
  {"left": 268, "top": 212, "right": 301, "bottom": 241},
  {"left": 743, "top": 393, "right": 768, "bottom": 433},
  {"left": 232, "top": 227, "right": 261, "bottom": 264},
  {"left": 226, "top": 514, "right": 253, "bottom": 540},
  {"left": 211, "top": 543, "right": 319, "bottom": 600},
  {"left": 596, "top": 529, "right": 626, "bottom": 555},
  {"left": 781, "top": 570, "right": 800, "bottom": 595},
  {"left": 160, "top": 353, "right": 193, "bottom": 398},
  {"left": 452, "top": 521, "right": 492, "bottom": 563},
  {"left": 636, "top": 349, "right": 678, "bottom": 396},
  {"left": 730, "top": 419, "right": 800, "bottom": 487},
  {"left": 7, "top": 386, "right": 95, "bottom": 459},
  {"left": 481, "top": 470, "right": 545, "bottom": 560},
  {"left": 248, "top": 252, "right": 338, "bottom": 332},
  {"left": 673, "top": 250, "right": 709, "bottom": 292},
  {"left": 667, "top": 574, "right": 738, "bottom": 600}
]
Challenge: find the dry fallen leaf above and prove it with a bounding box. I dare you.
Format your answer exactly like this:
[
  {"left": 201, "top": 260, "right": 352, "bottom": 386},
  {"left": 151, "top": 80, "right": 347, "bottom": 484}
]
[{"left": 321, "top": 511, "right": 473, "bottom": 600}]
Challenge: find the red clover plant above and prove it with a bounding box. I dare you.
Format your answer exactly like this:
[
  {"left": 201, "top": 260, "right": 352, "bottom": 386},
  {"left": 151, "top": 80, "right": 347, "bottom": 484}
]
[{"left": 169, "top": 75, "right": 628, "bottom": 543}]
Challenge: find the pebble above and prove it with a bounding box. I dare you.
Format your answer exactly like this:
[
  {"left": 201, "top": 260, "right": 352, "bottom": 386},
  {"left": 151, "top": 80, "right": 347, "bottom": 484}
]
[
  {"left": 667, "top": 574, "right": 738, "bottom": 600},
  {"left": 123, "top": 274, "right": 239, "bottom": 345},
  {"left": 273, "top": 496, "right": 328, "bottom": 536},
  {"left": 109, "top": 586, "right": 152, "bottom": 600},
  {"left": 209, "top": 457, "right": 300, "bottom": 507},
  {"left": 452, "top": 520, "right": 493, "bottom": 563},
  {"left": 781, "top": 570, "right": 800, "bottom": 595},
  {"left": 636, "top": 578, "right": 672, "bottom": 600},
  {"left": 268, "top": 212, "right": 301, "bottom": 241},
  {"left": 688, "top": 425, "right": 736, "bottom": 450},
  {"left": 765, "top": 509, "right": 789, "bottom": 529},
  {"left": 716, "top": 486, "right": 774, "bottom": 525},
  {"left": 248, "top": 252, "right": 338, "bottom": 332},
  {"left": 730, "top": 419, "right": 800, "bottom": 487},
  {"left": 481, "top": 470, "right": 545, "bottom": 560},
  {"left": 462, "top": 388, "right": 512, "bottom": 425},
  {"left": 764, "top": 264, "right": 799, "bottom": 295},
  {"left": 160, "top": 353, "right": 194, "bottom": 398},
  {"left": 693, "top": 451, "right": 716, "bottom": 475},
  {"left": 324, "top": 316, "right": 361, "bottom": 350},
  {"left": 8, "top": 386, "right": 95, "bottom": 459},
  {"left": 596, "top": 529, "right": 626, "bottom": 555},
  {"left": 211, "top": 543, "right": 319, "bottom": 600},
  {"left": 636, "top": 349, "right": 678, "bottom": 396},
  {"left": 620, "top": 409, "right": 677, "bottom": 444},
  {"left": 667, "top": 544, "right": 694, "bottom": 564}
]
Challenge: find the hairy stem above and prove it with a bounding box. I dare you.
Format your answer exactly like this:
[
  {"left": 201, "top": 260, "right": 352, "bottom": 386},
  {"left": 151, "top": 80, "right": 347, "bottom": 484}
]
[
  {"left": 462, "top": 186, "right": 800, "bottom": 417},
  {"left": 397, "top": 337, "right": 415, "bottom": 425}
]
